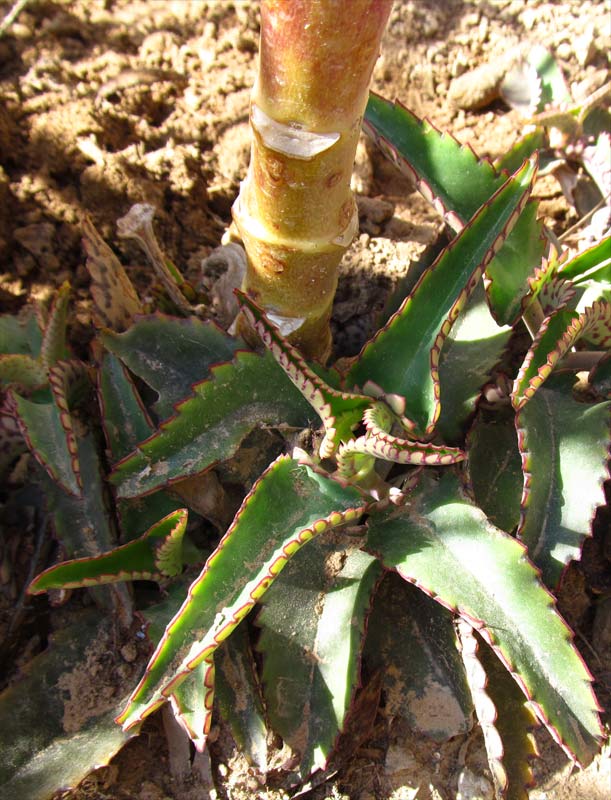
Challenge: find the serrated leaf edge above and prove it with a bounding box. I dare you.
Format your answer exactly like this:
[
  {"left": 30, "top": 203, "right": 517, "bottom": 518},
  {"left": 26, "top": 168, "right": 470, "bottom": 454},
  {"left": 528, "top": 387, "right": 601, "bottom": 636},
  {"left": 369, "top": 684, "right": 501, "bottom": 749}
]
[
  {"left": 27, "top": 508, "right": 188, "bottom": 593},
  {"left": 109, "top": 347, "right": 288, "bottom": 496},
  {"left": 236, "top": 289, "right": 372, "bottom": 457},
  {"left": 367, "top": 517, "right": 604, "bottom": 765},
  {"left": 116, "top": 455, "right": 369, "bottom": 735},
  {"left": 348, "top": 156, "right": 536, "bottom": 435},
  {"left": 515, "top": 394, "right": 611, "bottom": 586},
  {"left": 512, "top": 301, "right": 611, "bottom": 410}
]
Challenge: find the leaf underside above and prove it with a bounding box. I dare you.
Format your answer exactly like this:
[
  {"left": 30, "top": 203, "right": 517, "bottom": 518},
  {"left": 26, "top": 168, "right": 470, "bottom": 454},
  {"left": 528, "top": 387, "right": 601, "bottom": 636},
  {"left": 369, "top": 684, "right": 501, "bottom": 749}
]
[
  {"left": 257, "top": 532, "right": 382, "bottom": 776},
  {"left": 346, "top": 157, "right": 535, "bottom": 434},
  {"left": 516, "top": 379, "right": 611, "bottom": 588},
  {"left": 215, "top": 621, "right": 268, "bottom": 770},
  {"left": 11, "top": 391, "right": 81, "bottom": 497},
  {"left": 117, "top": 456, "right": 368, "bottom": 740},
  {"left": 365, "top": 472, "right": 602, "bottom": 766}
]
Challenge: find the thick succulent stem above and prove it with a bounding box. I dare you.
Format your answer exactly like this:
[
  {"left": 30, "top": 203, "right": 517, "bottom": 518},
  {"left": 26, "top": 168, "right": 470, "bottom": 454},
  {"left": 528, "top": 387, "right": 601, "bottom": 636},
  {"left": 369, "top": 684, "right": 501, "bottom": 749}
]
[{"left": 233, "top": 0, "right": 392, "bottom": 360}]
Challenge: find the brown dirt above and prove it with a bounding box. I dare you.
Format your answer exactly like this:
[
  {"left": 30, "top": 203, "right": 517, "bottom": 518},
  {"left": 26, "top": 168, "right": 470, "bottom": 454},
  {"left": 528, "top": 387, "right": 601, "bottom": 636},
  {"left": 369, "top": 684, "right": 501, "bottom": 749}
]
[{"left": 0, "top": 1, "right": 609, "bottom": 799}]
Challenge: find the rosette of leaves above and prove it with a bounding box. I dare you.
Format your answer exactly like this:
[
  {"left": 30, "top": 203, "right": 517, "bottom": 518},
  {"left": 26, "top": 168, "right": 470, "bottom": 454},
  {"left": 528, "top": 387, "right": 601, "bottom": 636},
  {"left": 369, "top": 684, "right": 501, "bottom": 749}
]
[{"left": 1, "top": 100, "right": 610, "bottom": 800}]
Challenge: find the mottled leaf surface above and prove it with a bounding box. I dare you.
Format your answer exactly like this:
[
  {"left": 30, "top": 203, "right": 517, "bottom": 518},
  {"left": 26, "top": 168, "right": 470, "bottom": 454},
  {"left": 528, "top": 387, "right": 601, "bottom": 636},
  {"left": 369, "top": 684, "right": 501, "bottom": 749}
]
[
  {"left": 363, "top": 573, "right": 472, "bottom": 740},
  {"left": 366, "top": 472, "right": 602, "bottom": 765},
  {"left": 215, "top": 621, "right": 268, "bottom": 770},
  {"left": 103, "top": 316, "right": 241, "bottom": 419},
  {"left": 257, "top": 534, "right": 381, "bottom": 775},
  {"left": 0, "top": 613, "right": 134, "bottom": 800},
  {"left": 111, "top": 350, "right": 317, "bottom": 499},
  {"left": 82, "top": 215, "right": 143, "bottom": 331},
  {"left": 516, "top": 381, "right": 610, "bottom": 587}
]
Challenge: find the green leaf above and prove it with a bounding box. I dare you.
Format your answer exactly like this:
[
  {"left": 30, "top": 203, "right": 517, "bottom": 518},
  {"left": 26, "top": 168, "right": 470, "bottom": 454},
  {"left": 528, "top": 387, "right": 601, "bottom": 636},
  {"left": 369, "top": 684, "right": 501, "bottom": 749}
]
[
  {"left": 516, "top": 381, "right": 610, "bottom": 588},
  {"left": 257, "top": 533, "right": 381, "bottom": 775},
  {"left": 237, "top": 290, "right": 372, "bottom": 457},
  {"left": 512, "top": 302, "right": 611, "bottom": 410},
  {"left": 98, "top": 352, "right": 154, "bottom": 461},
  {"left": 11, "top": 392, "right": 81, "bottom": 496},
  {"left": 364, "top": 94, "right": 545, "bottom": 324},
  {"left": 0, "top": 307, "right": 42, "bottom": 356},
  {"left": 338, "top": 401, "right": 465, "bottom": 470},
  {"left": 437, "top": 283, "right": 512, "bottom": 442},
  {"left": 117, "top": 456, "right": 367, "bottom": 738},
  {"left": 363, "top": 573, "right": 472, "bottom": 740},
  {"left": 467, "top": 409, "right": 523, "bottom": 533},
  {"left": 495, "top": 129, "right": 547, "bottom": 175},
  {"left": 102, "top": 315, "right": 241, "bottom": 419},
  {"left": 0, "top": 354, "right": 47, "bottom": 389},
  {"left": 110, "top": 350, "right": 317, "bottom": 499},
  {"left": 529, "top": 45, "right": 572, "bottom": 110},
  {"left": 28, "top": 509, "right": 188, "bottom": 593},
  {"left": 0, "top": 612, "right": 134, "bottom": 800},
  {"left": 41, "top": 429, "right": 117, "bottom": 561},
  {"left": 215, "top": 621, "right": 268, "bottom": 770},
  {"left": 458, "top": 622, "right": 538, "bottom": 800},
  {"left": 346, "top": 157, "right": 536, "bottom": 434},
  {"left": 558, "top": 237, "right": 611, "bottom": 284},
  {"left": 365, "top": 472, "right": 603, "bottom": 765},
  {"left": 40, "top": 282, "right": 71, "bottom": 368}
]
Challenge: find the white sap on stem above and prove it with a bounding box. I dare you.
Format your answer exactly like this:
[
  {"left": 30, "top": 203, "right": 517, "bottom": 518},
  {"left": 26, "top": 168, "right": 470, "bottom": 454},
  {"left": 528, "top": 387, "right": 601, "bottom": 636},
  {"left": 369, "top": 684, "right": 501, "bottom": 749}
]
[{"left": 251, "top": 104, "right": 340, "bottom": 160}]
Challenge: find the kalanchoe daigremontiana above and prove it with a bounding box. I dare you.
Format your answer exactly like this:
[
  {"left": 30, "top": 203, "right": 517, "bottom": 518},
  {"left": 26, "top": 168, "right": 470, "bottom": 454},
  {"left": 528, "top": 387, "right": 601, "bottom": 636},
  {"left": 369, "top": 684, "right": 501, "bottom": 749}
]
[{"left": 1, "top": 9, "right": 610, "bottom": 798}]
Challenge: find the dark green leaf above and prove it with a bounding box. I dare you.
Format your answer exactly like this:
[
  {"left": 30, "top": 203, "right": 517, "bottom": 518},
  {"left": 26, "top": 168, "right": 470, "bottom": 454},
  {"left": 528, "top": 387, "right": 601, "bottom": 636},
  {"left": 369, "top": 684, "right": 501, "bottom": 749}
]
[
  {"left": 364, "top": 94, "right": 545, "bottom": 324},
  {"left": 495, "top": 130, "right": 547, "bottom": 175},
  {"left": 216, "top": 621, "right": 268, "bottom": 770},
  {"left": 364, "top": 573, "right": 472, "bottom": 740},
  {"left": 467, "top": 409, "right": 523, "bottom": 532},
  {"left": 366, "top": 472, "right": 603, "bottom": 765},
  {"left": 257, "top": 533, "right": 381, "bottom": 775},
  {"left": 0, "top": 612, "right": 134, "bottom": 800},
  {"left": 110, "top": 350, "right": 317, "bottom": 499},
  {"left": 458, "top": 622, "right": 538, "bottom": 800},
  {"left": 0, "top": 308, "right": 42, "bottom": 356},
  {"left": 117, "top": 457, "right": 367, "bottom": 738},
  {"left": 346, "top": 157, "right": 535, "bottom": 434},
  {"left": 516, "top": 381, "right": 610, "bottom": 587},
  {"left": 98, "top": 352, "right": 154, "bottom": 461},
  {"left": 102, "top": 315, "right": 241, "bottom": 419}
]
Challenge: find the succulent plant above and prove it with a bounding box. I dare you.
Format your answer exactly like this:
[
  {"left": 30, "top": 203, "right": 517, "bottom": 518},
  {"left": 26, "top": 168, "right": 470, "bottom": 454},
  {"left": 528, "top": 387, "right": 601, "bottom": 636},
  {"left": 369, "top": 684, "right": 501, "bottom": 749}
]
[{"left": 0, "top": 4, "right": 609, "bottom": 799}]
